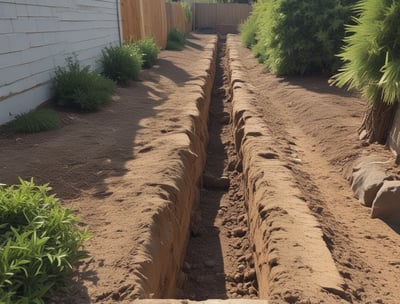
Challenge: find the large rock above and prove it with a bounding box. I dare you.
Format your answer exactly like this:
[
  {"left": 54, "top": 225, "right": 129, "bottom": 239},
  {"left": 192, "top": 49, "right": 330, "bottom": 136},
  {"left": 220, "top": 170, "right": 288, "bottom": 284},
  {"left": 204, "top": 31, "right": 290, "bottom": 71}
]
[
  {"left": 371, "top": 180, "right": 400, "bottom": 222},
  {"left": 351, "top": 163, "right": 386, "bottom": 207}
]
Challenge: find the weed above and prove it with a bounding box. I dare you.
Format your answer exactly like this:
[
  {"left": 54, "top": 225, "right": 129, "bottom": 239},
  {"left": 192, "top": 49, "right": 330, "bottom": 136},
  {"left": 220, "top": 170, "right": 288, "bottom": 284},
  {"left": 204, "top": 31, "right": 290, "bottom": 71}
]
[
  {"left": 166, "top": 29, "right": 185, "bottom": 51},
  {"left": 101, "top": 44, "right": 143, "bottom": 83},
  {"left": 53, "top": 57, "right": 115, "bottom": 111},
  {"left": 134, "top": 38, "right": 160, "bottom": 69},
  {"left": 10, "top": 109, "right": 60, "bottom": 134}
]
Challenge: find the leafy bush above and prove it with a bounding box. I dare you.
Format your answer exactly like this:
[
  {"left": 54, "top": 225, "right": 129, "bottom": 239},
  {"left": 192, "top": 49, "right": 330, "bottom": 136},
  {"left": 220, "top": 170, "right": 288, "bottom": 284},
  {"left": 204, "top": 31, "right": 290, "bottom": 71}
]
[
  {"left": 250, "top": 0, "right": 355, "bottom": 75},
  {"left": 166, "top": 28, "right": 186, "bottom": 51},
  {"left": 101, "top": 44, "right": 143, "bottom": 83},
  {"left": 240, "top": 14, "right": 258, "bottom": 49},
  {"left": 53, "top": 57, "right": 115, "bottom": 111},
  {"left": 0, "top": 179, "right": 89, "bottom": 304},
  {"left": 134, "top": 38, "right": 160, "bottom": 69},
  {"left": 332, "top": 0, "right": 400, "bottom": 105},
  {"left": 10, "top": 109, "right": 60, "bottom": 134}
]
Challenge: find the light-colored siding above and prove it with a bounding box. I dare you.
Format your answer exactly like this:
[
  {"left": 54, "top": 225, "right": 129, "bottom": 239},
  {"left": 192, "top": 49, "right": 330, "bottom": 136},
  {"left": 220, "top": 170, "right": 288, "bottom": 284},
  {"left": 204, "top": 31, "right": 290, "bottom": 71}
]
[{"left": 0, "top": 0, "right": 121, "bottom": 124}]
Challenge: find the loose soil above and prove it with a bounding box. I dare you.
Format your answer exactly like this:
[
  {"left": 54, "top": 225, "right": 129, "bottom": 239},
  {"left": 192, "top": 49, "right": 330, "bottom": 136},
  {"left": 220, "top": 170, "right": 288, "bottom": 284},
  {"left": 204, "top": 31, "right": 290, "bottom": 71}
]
[{"left": 0, "top": 34, "right": 400, "bottom": 304}]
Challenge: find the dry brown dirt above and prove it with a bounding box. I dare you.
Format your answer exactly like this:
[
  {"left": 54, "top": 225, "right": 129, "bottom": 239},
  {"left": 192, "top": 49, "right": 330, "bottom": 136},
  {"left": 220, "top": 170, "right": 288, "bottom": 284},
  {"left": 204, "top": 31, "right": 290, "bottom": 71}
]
[
  {"left": 0, "top": 33, "right": 400, "bottom": 304},
  {"left": 229, "top": 36, "right": 400, "bottom": 303}
]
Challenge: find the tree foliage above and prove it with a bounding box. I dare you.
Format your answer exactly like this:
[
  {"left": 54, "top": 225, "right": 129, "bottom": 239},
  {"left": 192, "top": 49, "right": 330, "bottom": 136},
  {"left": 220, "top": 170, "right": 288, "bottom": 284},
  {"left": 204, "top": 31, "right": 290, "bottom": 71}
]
[{"left": 332, "top": 0, "right": 400, "bottom": 105}]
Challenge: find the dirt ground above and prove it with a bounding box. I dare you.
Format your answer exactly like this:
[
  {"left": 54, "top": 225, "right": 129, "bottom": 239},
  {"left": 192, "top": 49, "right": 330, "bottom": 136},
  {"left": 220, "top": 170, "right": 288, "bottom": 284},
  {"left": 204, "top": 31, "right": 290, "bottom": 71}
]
[
  {"left": 1, "top": 33, "right": 400, "bottom": 304},
  {"left": 231, "top": 36, "right": 400, "bottom": 303}
]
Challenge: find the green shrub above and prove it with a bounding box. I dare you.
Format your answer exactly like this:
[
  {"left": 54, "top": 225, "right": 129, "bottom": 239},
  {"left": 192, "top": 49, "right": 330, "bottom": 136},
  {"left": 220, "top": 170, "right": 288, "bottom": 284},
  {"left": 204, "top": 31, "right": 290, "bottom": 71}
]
[
  {"left": 240, "top": 14, "right": 258, "bottom": 49},
  {"left": 101, "top": 44, "right": 143, "bottom": 83},
  {"left": 166, "top": 29, "right": 185, "bottom": 51},
  {"left": 251, "top": 0, "right": 355, "bottom": 75},
  {"left": 134, "top": 38, "right": 160, "bottom": 68},
  {"left": 332, "top": 0, "right": 400, "bottom": 104},
  {"left": 0, "top": 179, "right": 89, "bottom": 304},
  {"left": 53, "top": 57, "right": 115, "bottom": 111},
  {"left": 10, "top": 109, "right": 60, "bottom": 134}
]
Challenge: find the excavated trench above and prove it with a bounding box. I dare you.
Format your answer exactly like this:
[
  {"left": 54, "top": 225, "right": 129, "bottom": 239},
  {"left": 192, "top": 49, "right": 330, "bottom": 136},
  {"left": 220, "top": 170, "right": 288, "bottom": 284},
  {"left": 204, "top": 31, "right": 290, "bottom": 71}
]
[
  {"left": 181, "top": 40, "right": 259, "bottom": 300},
  {"left": 133, "top": 35, "right": 346, "bottom": 304}
]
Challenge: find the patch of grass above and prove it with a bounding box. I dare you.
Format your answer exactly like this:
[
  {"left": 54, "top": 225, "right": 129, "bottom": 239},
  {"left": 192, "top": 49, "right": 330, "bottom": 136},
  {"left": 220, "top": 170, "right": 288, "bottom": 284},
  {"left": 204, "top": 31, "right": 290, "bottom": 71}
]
[
  {"left": 134, "top": 38, "right": 160, "bottom": 68},
  {"left": 0, "top": 179, "right": 90, "bottom": 304},
  {"left": 101, "top": 44, "right": 143, "bottom": 83},
  {"left": 10, "top": 109, "right": 60, "bottom": 134},
  {"left": 166, "top": 29, "right": 185, "bottom": 51},
  {"left": 53, "top": 57, "right": 115, "bottom": 111}
]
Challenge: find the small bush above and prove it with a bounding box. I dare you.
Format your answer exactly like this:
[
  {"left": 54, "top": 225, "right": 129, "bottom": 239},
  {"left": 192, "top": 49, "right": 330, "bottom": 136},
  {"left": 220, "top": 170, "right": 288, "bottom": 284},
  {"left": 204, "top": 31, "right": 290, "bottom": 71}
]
[
  {"left": 166, "top": 29, "right": 185, "bottom": 51},
  {"left": 101, "top": 44, "right": 143, "bottom": 83},
  {"left": 0, "top": 179, "right": 90, "bottom": 304},
  {"left": 10, "top": 109, "right": 60, "bottom": 134},
  {"left": 53, "top": 57, "right": 115, "bottom": 111},
  {"left": 134, "top": 38, "right": 160, "bottom": 68}
]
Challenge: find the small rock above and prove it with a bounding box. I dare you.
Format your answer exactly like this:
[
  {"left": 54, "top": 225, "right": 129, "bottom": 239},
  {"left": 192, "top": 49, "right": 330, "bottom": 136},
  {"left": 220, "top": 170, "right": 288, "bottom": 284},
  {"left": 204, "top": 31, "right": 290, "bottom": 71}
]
[
  {"left": 237, "top": 264, "right": 245, "bottom": 272},
  {"left": 359, "top": 129, "right": 367, "bottom": 140},
  {"left": 290, "top": 158, "right": 303, "bottom": 165},
  {"left": 237, "top": 214, "right": 246, "bottom": 222},
  {"left": 249, "top": 287, "right": 258, "bottom": 295},
  {"left": 233, "top": 228, "right": 247, "bottom": 238},
  {"left": 203, "top": 173, "right": 230, "bottom": 190},
  {"left": 234, "top": 273, "right": 243, "bottom": 282},
  {"left": 204, "top": 260, "right": 216, "bottom": 268},
  {"left": 244, "top": 269, "right": 257, "bottom": 281},
  {"left": 182, "top": 262, "right": 191, "bottom": 272},
  {"left": 238, "top": 256, "right": 246, "bottom": 263},
  {"left": 245, "top": 253, "right": 253, "bottom": 261}
]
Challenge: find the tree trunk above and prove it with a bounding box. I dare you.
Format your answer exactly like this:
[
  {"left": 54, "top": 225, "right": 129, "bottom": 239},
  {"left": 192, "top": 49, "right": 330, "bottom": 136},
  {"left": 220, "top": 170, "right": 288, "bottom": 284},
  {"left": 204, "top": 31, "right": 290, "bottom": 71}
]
[{"left": 359, "top": 101, "right": 398, "bottom": 144}]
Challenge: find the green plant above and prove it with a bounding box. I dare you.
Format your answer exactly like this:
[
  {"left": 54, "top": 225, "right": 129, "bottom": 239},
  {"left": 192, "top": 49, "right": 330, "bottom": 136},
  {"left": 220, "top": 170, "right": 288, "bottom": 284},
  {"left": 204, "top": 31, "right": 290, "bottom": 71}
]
[
  {"left": 182, "top": 1, "right": 192, "bottom": 24},
  {"left": 10, "top": 109, "right": 60, "bottom": 134},
  {"left": 101, "top": 44, "right": 143, "bottom": 83},
  {"left": 53, "top": 57, "right": 115, "bottom": 111},
  {"left": 0, "top": 179, "right": 90, "bottom": 304},
  {"left": 166, "top": 28, "right": 186, "bottom": 51},
  {"left": 251, "top": 0, "right": 355, "bottom": 75},
  {"left": 134, "top": 38, "right": 160, "bottom": 69},
  {"left": 331, "top": 0, "right": 400, "bottom": 143},
  {"left": 240, "top": 13, "right": 258, "bottom": 49}
]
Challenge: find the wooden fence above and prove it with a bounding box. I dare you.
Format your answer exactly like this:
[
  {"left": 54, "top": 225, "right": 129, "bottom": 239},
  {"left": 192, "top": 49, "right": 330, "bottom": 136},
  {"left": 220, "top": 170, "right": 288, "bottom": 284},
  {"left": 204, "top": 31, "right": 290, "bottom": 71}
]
[
  {"left": 193, "top": 3, "right": 252, "bottom": 34},
  {"left": 120, "top": 0, "right": 190, "bottom": 49}
]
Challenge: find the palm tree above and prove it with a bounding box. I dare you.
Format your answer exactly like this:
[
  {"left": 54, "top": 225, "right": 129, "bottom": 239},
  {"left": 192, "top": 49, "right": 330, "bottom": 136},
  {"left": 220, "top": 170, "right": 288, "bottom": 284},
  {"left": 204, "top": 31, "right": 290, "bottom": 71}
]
[{"left": 331, "top": 0, "right": 400, "bottom": 143}]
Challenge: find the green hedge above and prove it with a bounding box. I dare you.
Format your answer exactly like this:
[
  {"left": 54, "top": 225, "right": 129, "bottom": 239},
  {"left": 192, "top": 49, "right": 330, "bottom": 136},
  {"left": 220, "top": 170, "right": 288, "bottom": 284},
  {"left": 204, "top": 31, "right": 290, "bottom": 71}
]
[{"left": 241, "top": 0, "right": 355, "bottom": 75}]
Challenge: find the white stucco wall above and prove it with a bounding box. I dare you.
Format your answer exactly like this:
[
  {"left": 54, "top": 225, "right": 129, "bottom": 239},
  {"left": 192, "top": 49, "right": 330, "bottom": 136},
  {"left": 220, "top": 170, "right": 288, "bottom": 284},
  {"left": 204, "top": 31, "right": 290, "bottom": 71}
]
[{"left": 0, "top": 0, "right": 121, "bottom": 124}]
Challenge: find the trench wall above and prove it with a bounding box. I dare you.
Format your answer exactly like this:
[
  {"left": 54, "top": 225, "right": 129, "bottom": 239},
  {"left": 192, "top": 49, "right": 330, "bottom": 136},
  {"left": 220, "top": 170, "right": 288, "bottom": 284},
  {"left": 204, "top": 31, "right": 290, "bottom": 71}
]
[
  {"left": 130, "top": 37, "right": 217, "bottom": 298},
  {"left": 226, "top": 35, "right": 346, "bottom": 303}
]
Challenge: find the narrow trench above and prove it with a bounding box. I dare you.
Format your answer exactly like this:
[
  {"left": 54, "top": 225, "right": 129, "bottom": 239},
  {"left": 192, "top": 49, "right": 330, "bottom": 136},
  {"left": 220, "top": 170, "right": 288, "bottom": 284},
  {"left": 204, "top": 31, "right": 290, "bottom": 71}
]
[{"left": 181, "top": 39, "right": 259, "bottom": 300}]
